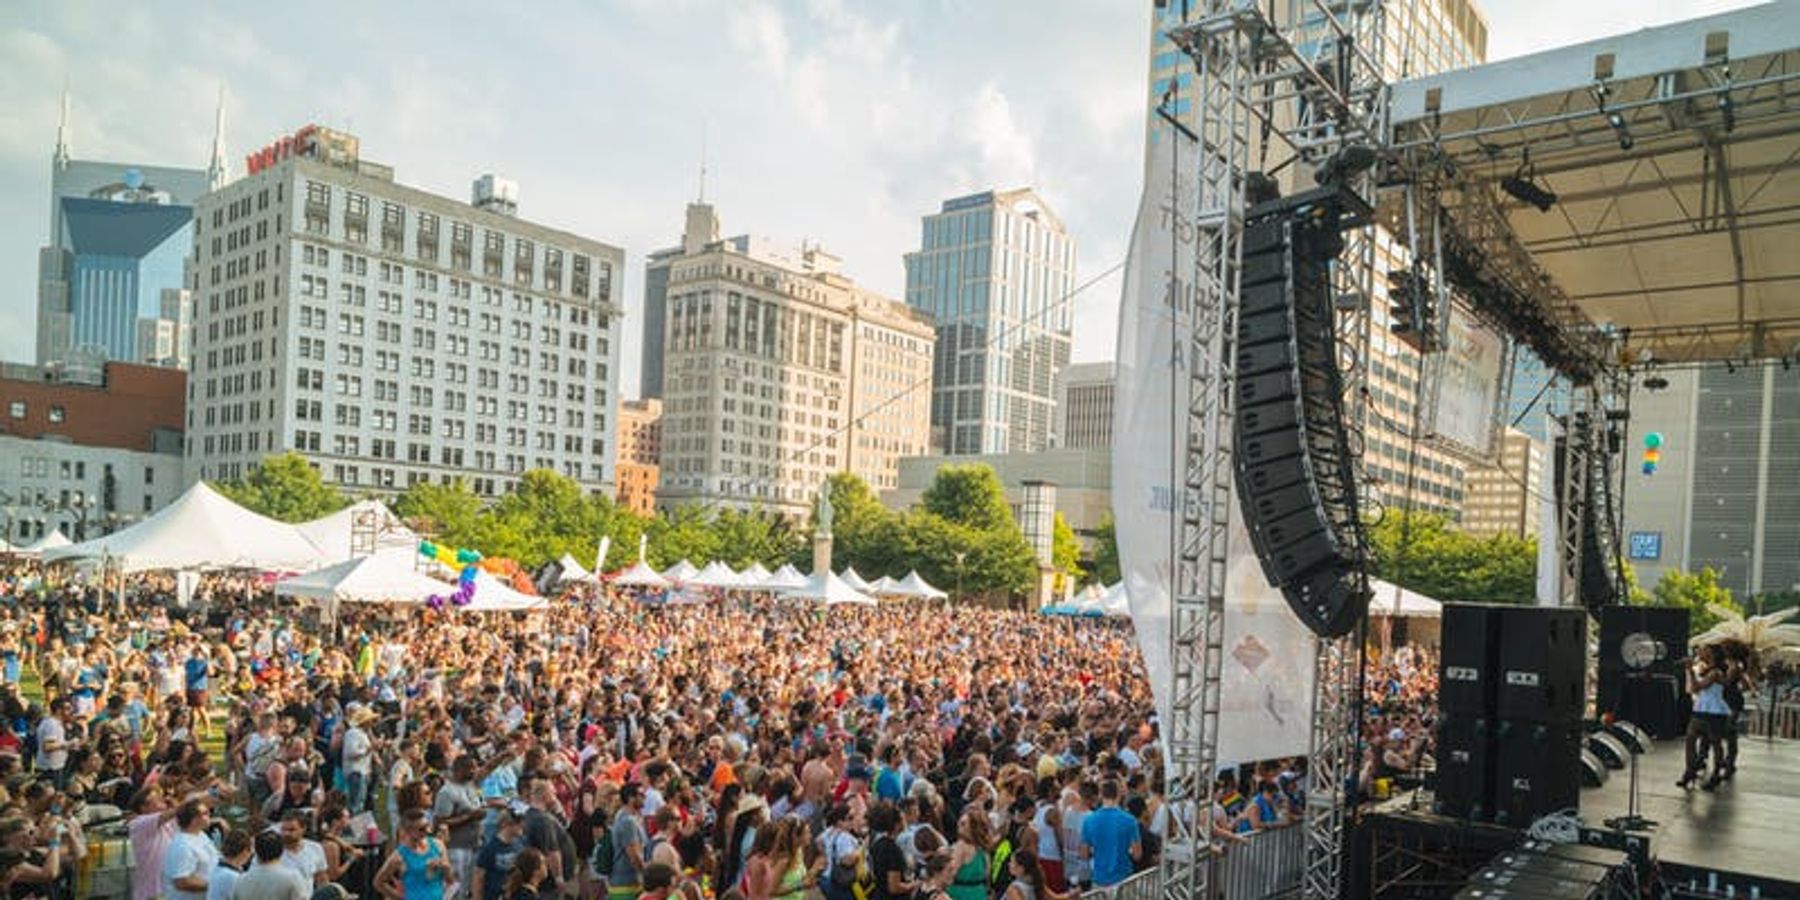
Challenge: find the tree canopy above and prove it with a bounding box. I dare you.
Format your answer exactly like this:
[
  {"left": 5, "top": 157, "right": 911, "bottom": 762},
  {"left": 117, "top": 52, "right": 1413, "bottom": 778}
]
[
  {"left": 1638, "top": 566, "right": 1742, "bottom": 636},
  {"left": 211, "top": 452, "right": 347, "bottom": 523},
  {"left": 1367, "top": 511, "right": 1537, "bottom": 604}
]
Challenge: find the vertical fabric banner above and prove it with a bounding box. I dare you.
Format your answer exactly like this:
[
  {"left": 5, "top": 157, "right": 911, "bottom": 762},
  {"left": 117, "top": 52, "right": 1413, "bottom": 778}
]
[
  {"left": 595, "top": 536, "right": 612, "bottom": 574},
  {"left": 176, "top": 570, "right": 200, "bottom": 608},
  {"left": 1114, "top": 131, "right": 1314, "bottom": 769}
]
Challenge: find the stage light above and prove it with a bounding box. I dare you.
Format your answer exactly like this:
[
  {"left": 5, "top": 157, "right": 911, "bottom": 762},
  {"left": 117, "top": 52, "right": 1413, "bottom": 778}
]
[
  {"left": 1502, "top": 152, "right": 1557, "bottom": 212},
  {"left": 1726, "top": 360, "right": 1737, "bottom": 374},
  {"left": 1607, "top": 112, "right": 1635, "bottom": 151},
  {"left": 1643, "top": 374, "right": 1670, "bottom": 391}
]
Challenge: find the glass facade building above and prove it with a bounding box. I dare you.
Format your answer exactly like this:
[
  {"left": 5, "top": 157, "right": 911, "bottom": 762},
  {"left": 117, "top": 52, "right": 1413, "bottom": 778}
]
[{"left": 56, "top": 197, "right": 194, "bottom": 365}]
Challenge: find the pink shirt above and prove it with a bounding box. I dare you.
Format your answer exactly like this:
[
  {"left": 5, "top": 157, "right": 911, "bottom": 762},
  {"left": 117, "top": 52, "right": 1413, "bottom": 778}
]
[{"left": 130, "top": 812, "right": 177, "bottom": 900}]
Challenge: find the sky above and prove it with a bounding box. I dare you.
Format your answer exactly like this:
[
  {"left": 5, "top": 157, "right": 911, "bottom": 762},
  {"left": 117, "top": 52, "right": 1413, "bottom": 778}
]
[{"left": 0, "top": 0, "right": 1767, "bottom": 398}]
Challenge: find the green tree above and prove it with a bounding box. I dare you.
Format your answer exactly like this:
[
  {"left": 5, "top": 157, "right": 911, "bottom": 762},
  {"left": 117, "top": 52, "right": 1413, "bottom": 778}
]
[
  {"left": 646, "top": 504, "right": 720, "bottom": 569},
  {"left": 212, "top": 452, "right": 347, "bottom": 523},
  {"left": 711, "top": 507, "right": 803, "bottom": 569},
  {"left": 808, "top": 472, "right": 904, "bottom": 576},
  {"left": 1368, "top": 511, "right": 1537, "bottom": 604},
  {"left": 1052, "top": 511, "right": 1083, "bottom": 582},
  {"left": 393, "top": 478, "right": 484, "bottom": 548},
  {"left": 1643, "top": 567, "right": 1742, "bottom": 636},
  {"left": 1092, "top": 514, "right": 1122, "bottom": 586},
  {"left": 921, "top": 465, "right": 1014, "bottom": 532}
]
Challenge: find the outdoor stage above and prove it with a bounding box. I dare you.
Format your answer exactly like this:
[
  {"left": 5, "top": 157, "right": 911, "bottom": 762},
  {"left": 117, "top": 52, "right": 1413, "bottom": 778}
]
[{"left": 1580, "top": 736, "right": 1800, "bottom": 887}]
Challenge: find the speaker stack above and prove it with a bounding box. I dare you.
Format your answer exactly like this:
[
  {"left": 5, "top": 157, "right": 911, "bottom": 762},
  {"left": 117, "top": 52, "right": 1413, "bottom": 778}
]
[
  {"left": 1552, "top": 424, "right": 1623, "bottom": 613},
  {"left": 1596, "top": 605, "right": 1690, "bottom": 739},
  {"left": 1233, "top": 183, "right": 1372, "bottom": 639},
  {"left": 1435, "top": 603, "right": 1587, "bottom": 827}
]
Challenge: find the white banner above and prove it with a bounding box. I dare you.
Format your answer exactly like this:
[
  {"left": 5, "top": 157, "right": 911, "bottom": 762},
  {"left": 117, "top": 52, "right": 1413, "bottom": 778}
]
[
  {"left": 176, "top": 570, "right": 200, "bottom": 608},
  {"left": 1428, "top": 306, "right": 1507, "bottom": 459},
  {"left": 1113, "top": 132, "right": 1315, "bottom": 769}
]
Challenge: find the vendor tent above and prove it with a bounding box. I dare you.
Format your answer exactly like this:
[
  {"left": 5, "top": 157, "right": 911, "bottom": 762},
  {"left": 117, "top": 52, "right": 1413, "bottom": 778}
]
[
  {"left": 689, "top": 561, "right": 742, "bottom": 588},
  {"left": 887, "top": 571, "right": 949, "bottom": 600},
  {"left": 764, "top": 564, "right": 808, "bottom": 591},
  {"left": 739, "top": 563, "right": 773, "bottom": 586},
  {"left": 556, "top": 554, "right": 597, "bottom": 583},
  {"left": 464, "top": 571, "right": 547, "bottom": 611},
  {"left": 295, "top": 501, "right": 418, "bottom": 564},
  {"left": 611, "top": 560, "right": 670, "bottom": 588},
  {"left": 1367, "top": 579, "right": 1443, "bottom": 618},
  {"left": 44, "top": 483, "right": 325, "bottom": 573},
  {"left": 16, "top": 530, "right": 73, "bottom": 558},
  {"left": 782, "top": 570, "right": 877, "bottom": 606},
  {"left": 839, "top": 567, "right": 874, "bottom": 592},
  {"left": 274, "top": 553, "right": 443, "bottom": 605},
  {"left": 661, "top": 559, "right": 700, "bottom": 583},
  {"left": 869, "top": 575, "right": 899, "bottom": 596}
]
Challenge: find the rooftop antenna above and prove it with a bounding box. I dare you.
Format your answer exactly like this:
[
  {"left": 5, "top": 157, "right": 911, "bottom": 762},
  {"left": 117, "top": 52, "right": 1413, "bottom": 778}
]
[
  {"left": 208, "top": 83, "right": 229, "bottom": 190},
  {"left": 698, "top": 119, "right": 709, "bottom": 202},
  {"left": 54, "top": 79, "right": 72, "bottom": 169}
]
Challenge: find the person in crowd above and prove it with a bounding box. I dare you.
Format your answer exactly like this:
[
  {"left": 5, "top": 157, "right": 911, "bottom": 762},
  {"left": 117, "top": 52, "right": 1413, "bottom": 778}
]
[
  {"left": 1079, "top": 779, "right": 1139, "bottom": 889},
  {"left": 162, "top": 799, "right": 219, "bottom": 900},
  {"left": 1680, "top": 644, "right": 1734, "bottom": 791},
  {"left": 375, "top": 807, "right": 453, "bottom": 900},
  {"left": 207, "top": 829, "right": 254, "bottom": 900},
  {"left": 233, "top": 831, "right": 311, "bottom": 900}
]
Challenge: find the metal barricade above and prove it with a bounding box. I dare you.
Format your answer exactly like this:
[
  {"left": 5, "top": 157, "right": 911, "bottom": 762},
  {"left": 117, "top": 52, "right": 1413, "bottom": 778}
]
[
  {"left": 1078, "top": 826, "right": 1307, "bottom": 900},
  {"left": 1741, "top": 700, "right": 1800, "bottom": 739}
]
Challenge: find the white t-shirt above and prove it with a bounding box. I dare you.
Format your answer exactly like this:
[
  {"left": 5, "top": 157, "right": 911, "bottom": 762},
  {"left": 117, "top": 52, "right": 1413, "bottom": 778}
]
[
  {"left": 342, "top": 726, "right": 373, "bottom": 776},
  {"left": 206, "top": 863, "right": 241, "bottom": 900},
  {"left": 35, "top": 716, "right": 67, "bottom": 771},
  {"left": 163, "top": 831, "right": 221, "bottom": 900},
  {"left": 280, "top": 840, "right": 327, "bottom": 886}
]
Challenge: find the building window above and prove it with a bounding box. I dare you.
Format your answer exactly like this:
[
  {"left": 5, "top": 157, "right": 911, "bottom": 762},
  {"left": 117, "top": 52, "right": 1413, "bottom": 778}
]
[
  {"left": 7, "top": 401, "right": 23, "bottom": 419},
  {"left": 47, "top": 405, "right": 65, "bottom": 424}
]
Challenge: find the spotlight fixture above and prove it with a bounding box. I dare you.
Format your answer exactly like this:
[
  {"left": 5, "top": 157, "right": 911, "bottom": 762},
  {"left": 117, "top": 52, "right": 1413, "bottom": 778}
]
[
  {"left": 1643, "top": 374, "right": 1670, "bottom": 392},
  {"left": 1607, "top": 112, "right": 1635, "bottom": 151},
  {"left": 1501, "top": 151, "right": 1558, "bottom": 212},
  {"left": 1726, "top": 359, "right": 1737, "bottom": 374}
]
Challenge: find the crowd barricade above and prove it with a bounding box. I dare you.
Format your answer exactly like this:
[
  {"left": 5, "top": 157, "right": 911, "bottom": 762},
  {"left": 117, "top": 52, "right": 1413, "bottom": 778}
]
[
  {"left": 1080, "top": 824, "right": 1307, "bottom": 900},
  {"left": 1741, "top": 700, "right": 1800, "bottom": 739}
]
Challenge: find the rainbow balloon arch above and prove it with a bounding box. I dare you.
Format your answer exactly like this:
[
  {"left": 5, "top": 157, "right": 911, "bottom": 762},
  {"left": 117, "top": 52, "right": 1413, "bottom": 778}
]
[{"left": 417, "top": 541, "right": 539, "bottom": 611}]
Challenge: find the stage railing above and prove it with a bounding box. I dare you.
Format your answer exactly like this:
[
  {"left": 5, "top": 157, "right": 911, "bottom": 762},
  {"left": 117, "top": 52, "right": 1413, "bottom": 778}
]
[{"left": 1080, "top": 825, "right": 1306, "bottom": 900}]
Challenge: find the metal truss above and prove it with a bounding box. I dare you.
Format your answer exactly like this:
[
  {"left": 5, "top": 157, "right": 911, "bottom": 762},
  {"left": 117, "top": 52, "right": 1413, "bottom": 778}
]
[
  {"left": 1166, "top": 1, "right": 1389, "bottom": 896},
  {"left": 1624, "top": 316, "right": 1800, "bottom": 365}
]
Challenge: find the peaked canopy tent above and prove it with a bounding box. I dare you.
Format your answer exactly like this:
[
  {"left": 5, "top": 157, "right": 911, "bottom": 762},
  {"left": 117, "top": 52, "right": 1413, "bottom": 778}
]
[
  {"left": 661, "top": 560, "right": 700, "bottom": 583},
  {"left": 689, "top": 561, "right": 742, "bottom": 589},
  {"left": 839, "top": 567, "right": 874, "bottom": 592},
  {"left": 295, "top": 501, "right": 419, "bottom": 565},
  {"left": 611, "top": 560, "right": 670, "bottom": 588},
  {"left": 15, "top": 530, "right": 73, "bottom": 558},
  {"left": 556, "top": 554, "right": 598, "bottom": 584},
  {"left": 781, "top": 571, "right": 877, "bottom": 606},
  {"left": 464, "top": 571, "right": 547, "bottom": 611},
  {"left": 44, "top": 482, "right": 326, "bottom": 573},
  {"left": 1366, "top": 578, "right": 1443, "bottom": 618},
  {"left": 764, "top": 564, "right": 809, "bottom": 591},
  {"left": 869, "top": 575, "right": 900, "bottom": 596},
  {"left": 739, "top": 563, "right": 773, "bottom": 586},
  {"left": 274, "top": 553, "right": 445, "bottom": 605},
  {"left": 886, "top": 571, "right": 949, "bottom": 600}
]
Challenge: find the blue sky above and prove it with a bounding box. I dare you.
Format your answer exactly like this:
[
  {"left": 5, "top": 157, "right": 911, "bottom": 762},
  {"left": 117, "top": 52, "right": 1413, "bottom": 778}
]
[{"left": 0, "top": 0, "right": 1764, "bottom": 397}]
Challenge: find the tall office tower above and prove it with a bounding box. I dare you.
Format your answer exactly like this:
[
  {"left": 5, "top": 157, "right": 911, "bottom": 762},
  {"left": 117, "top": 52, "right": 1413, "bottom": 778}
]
[
  {"left": 656, "top": 204, "right": 934, "bottom": 516},
  {"left": 35, "top": 89, "right": 222, "bottom": 371},
  {"left": 1460, "top": 427, "right": 1546, "bottom": 539},
  {"left": 186, "top": 125, "right": 625, "bottom": 497},
  {"left": 1145, "top": 0, "right": 1489, "bottom": 520},
  {"left": 1622, "top": 366, "right": 1800, "bottom": 599},
  {"left": 615, "top": 398, "right": 663, "bottom": 516},
  {"left": 1505, "top": 349, "right": 1571, "bottom": 442},
  {"left": 904, "top": 189, "right": 1075, "bottom": 455},
  {"left": 1055, "top": 361, "right": 1116, "bottom": 449}
]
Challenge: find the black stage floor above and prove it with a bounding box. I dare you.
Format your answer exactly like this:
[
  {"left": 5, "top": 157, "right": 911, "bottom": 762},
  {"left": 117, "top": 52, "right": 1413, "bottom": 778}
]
[{"left": 1580, "top": 735, "right": 1800, "bottom": 885}]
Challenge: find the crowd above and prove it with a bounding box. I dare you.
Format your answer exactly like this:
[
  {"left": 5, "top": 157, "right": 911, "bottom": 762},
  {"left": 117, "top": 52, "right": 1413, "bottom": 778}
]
[{"left": 0, "top": 558, "right": 1432, "bottom": 900}]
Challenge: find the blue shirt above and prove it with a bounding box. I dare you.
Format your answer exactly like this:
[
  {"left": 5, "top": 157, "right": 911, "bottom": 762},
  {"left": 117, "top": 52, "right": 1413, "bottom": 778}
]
[
  {"left": 1080, "top": 806, "right": 1140, "bottom": 887},
  {"left": 873, "top": 766, "right": 904, "bottom": 801},
  {"left": 184, "top": 658, "right": 209, "bottom": 690}
]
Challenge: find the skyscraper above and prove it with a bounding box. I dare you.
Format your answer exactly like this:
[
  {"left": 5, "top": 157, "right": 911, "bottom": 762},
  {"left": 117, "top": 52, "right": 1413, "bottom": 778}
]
[
  {"left": 1144, "top": 0, "right": 1489, "bottom": 521},
  {"left": 36, "top": 88, "right": 222, "bottom": 371},
  {"left": 656, "top": 204, "right": 934, "bottom": 516},
  {"left": 186, "top": 125, "right": 626, "bottom": 496},
  {"left": 1054, "top": 361, "right": 1116, "bottom": 450},
  {"left": 904, "top": 189, "right": 1074, "bottom": 456}
]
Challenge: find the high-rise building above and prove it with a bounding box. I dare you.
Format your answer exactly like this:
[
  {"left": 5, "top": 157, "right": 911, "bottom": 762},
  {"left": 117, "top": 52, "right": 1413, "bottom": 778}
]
[
  {"left": 656, "top": 204, "right": 934, "bottom": 516},
  {"left": 186, "top": 125, "right": 625, "bottom": 497},
  {"left": 1505, "top": 349, "right": 1570, "bottom": 442},
  {"left": 1460, "top": 427, "right": 1545, "bottom": 539},
  {"left": 616, "top": 398, "right": 663, "bottom": 516},
  {"left": 1145, "top": 0, "right": 1489, "bottom": 521},
  {"left": 1621, "top": 366, "right": 1800, "bottom": 599},
  {"left": 1055, "top": 361, "right": 1115, "bottom": 449},
  {"left": 36, "top": 89, "right": 224, "bottom": 371},
  {"left": 904, "top": 189, "right": 1075, "bottom": 456}
]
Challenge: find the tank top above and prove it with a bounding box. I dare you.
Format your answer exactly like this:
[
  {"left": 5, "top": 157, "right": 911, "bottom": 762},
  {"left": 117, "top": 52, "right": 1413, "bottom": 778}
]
[
  {"left": 398, "top": 838, "right": 447, "bottom": 900},
  {"left": 948, "top": 851, "right": 988, "bottom": 900},
  {"left": 1694, "top": 675, "right": 1731, "bottom": 716},
  {"left": 1032, "top": 805, "right": 1060, "bottom": 861}
]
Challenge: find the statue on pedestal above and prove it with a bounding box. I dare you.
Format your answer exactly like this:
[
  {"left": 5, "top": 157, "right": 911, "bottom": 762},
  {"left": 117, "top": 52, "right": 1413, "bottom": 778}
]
[{"left": 816, "top": 482, "right": 834, "bottom": 537}]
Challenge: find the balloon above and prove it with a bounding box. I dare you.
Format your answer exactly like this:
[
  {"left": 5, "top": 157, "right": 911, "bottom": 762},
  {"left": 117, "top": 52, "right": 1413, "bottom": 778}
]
[
  {"left": 1643, "top": 462, "right": 1656, "bottom": 475},
  {"left": 455, "top": 549, "right": 482, "bottom": 565},
  {"left": 426, "top": 594, "right": 446, "bottom": 611},
  {"left": 419, "top": 540, "right": 437, "bottom": 557},
  {"left": 1644, "top": 432, "right": 1664, "bottom": 449}
]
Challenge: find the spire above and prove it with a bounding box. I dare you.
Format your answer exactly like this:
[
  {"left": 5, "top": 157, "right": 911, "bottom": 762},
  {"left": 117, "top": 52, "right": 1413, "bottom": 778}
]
[
  {"left": 207, "top": 85, "right": 228, "bottom": 191},
  {"left": 53, "top": 82, "right": 71, "bottom": 170},
  {"left": 697, "top": 120, "right": 709, "bottom": 203}
]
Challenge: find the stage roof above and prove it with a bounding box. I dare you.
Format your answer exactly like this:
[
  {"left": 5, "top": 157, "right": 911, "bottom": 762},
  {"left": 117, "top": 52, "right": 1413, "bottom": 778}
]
[{"left": 1389, "top": 2, "right": 1800, "bottom": 364}]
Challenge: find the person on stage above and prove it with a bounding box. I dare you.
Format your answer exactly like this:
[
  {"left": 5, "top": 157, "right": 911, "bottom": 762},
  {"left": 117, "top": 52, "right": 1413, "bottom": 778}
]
[{"left": 1678, "top": 645, "right": 1732, "bottom": 791}]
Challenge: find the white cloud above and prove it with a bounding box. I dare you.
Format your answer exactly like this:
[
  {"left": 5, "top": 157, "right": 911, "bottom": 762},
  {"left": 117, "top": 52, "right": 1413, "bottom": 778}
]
[{"left": 728, "top": 1, "right": 792, "bottom": 78}]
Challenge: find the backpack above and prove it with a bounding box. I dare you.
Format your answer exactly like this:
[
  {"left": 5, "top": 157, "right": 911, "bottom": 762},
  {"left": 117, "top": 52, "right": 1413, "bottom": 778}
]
[{"left": 590, "top": 812, "right": 617, "bottom": 879}]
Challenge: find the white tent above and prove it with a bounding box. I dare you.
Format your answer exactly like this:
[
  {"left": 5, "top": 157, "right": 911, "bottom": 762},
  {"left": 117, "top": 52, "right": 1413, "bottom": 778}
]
[
  {"left": 0, "top": 536, "right": 14, "bottom": 554},
  {"left": 869, "top": 575, "right": 900, "bottom": 596},
  {"left": 1100, "top": 582, "right": 1130, "bottom": 617},
  {"left": 1367, "top": 578, "right": 1443, "bottom": 618},
  {"left": 464, "top": 570, "right": 547, "bottom": 611},
  {"left": 44, "top": 483, "right": 325, "bottom": 573},
  {"left": 556, "top": 554, "right": 598, "bottom": 584},
  {"left": 689, "top": 560, "right": 742, "bottom": 588},
  {"left": 839, "top": 567, "right": 874, "bottom": 592},
  {"left": 887, "top": 570, "right": 949, "bottom": 600},
  {"left": 611, "top": 560, "right": 670, "bottom": 588},
  {"left": 739, "top": 562, "right": 773, "bottom": 586},
  {"left": 274, "top": 553, "right": 444, "bottom": 605},
  {"left": 661, "top": 559, "right": 700, "bottom": 583},
  {"left": 295, "top": 501, "right": 418, "bottom": 564},
  {"left": 16, "top": 530, "right": 73, "bottom": 558},
  {"left": 782, "top": 570, "right": 877, "bottom": 605},
  {"left": 764, "top": 564, "right": 808, "bottom": 590}
]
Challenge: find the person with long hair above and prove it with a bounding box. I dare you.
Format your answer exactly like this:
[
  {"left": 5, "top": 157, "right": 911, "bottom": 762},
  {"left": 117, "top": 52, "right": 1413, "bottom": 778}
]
[
  {"left": 504, "top": 847, "right": 547, "bottom": 900},
  {"left": 1001, "top": 849, "right": 1077, "bottom": 900},
  {"left": 1719, "top": 639, "right": 1756, "bottom": 781},
  {"left": 1679, "top": 644, "right": 1733, "bottom": 791},
  {"left": 945, "top": 809, "right": 992, "bottom": 900}
]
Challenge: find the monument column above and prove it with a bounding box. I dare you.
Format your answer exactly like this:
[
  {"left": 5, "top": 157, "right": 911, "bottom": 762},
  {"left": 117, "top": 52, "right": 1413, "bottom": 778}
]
[{"left": 812, "top": 481, "right": 834, "bottom": 576}]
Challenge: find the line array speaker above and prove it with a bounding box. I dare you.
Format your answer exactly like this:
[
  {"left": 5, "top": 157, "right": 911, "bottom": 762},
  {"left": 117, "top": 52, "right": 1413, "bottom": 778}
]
[{"left": 1233, "top": 182, "right": 1372, "bottom": 638}]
